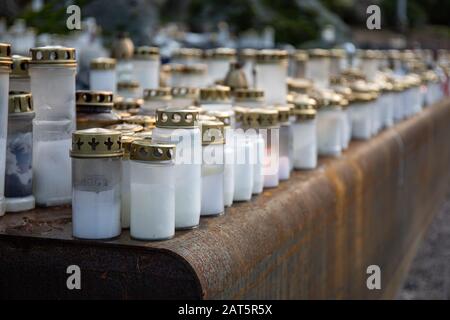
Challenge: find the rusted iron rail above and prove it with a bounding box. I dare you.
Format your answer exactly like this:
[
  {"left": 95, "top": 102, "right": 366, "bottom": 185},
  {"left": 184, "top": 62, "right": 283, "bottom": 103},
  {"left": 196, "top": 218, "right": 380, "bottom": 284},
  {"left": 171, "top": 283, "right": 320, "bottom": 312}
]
[{"left": 1, "top": 99, "right": 450, "bottom": 299}]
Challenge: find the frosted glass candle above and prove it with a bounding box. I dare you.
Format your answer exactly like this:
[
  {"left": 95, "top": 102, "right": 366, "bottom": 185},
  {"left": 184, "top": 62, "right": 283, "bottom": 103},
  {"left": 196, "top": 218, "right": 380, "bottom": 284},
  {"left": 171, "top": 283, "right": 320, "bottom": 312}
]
[
  {"left": 233, "top": 131, "right": 254, "bottom": 201},
  {"left": 254, "top": 50, "right": 288, "bottom": 105},
  {"left": 169, "top": 63, "right": 207, "bottom": 88},
  {"left": 305, "top": 49, "right": 330, "bottom": 90},
  {"left": 90, "top": 57, "right": 117, "bottom": 93},
  {"left": 152, "top": 109, "right": 202, "bottom": 229},
  {"left": 223, "top": 126, "right": 235, "bottom": 207},
  {"left": 204, "top": 48, "right": 236, "bottom": 85},
  {"left": 72, "top": 158, "right": 121, "bottom": 240},
  {"left": 0, "top": 45, "right": 11, "bottom": 215},
  {"left": 29, "top": 46, "right": 77, "bottom": 206},
  {"left": 5, "top": 93, "right": 35, "bottom": 212},
  {"left": 130, "top": 142, "right": 175, "bottom": 241},
  {"left": 317, "top": 108, "right": 344, "bottom": 156},
  {"left": 117, "top": 80, "right": 141, "bottom": 99},
  {"left": 132, "top": 46, "right": 160, "bottom": 95},
  {"left": 201, "top": 144, "right": 225, "bottom": 216},
  {"left": 71, "top": 128, "right": 123, "bottom": 240},
  {"left": 292, "top": 110, "right": 317, "bottom": 170},
  {"left": 379, "top": 92, "right": 395, "bottom": 128},
  {"left": 278, "top": 112, "right": 293, "bottom": 180},
  {"left": 348, "top": 101, "right": 373, "bottom": 140}
]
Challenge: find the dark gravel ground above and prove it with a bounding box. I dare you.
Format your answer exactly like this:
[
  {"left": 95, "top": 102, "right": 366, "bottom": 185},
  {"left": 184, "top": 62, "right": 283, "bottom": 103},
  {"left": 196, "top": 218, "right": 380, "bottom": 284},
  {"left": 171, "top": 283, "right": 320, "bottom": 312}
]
[{"left": 396, "top": 186, "right": 450, "bottom": 300}]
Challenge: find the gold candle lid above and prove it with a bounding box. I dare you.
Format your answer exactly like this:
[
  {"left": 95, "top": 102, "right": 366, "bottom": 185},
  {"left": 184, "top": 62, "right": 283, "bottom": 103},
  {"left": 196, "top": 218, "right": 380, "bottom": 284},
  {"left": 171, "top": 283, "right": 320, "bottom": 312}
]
[
  {"left": 123, "top": 115, "right": 156, "bottom": 129},
  {"left": 134, "top": 46, "right": 160, "bottom": 60},
  {"left": 0, "top": 43, "right": 12, "bottom": 72},
  {"left": 287, "top": 78, "right": 313, "bottom": 93},
  {"left": 171, "top": 87, "right": 200, "bottom": 99},
  {"left": 117, "top": 80, "right": 140, "bottom": 90},
  {"left": 107, "top": 123, "right": 144, "bottom": 134},
  {"left": 76, "top": 91, "right": 114, "bottom": 108},
  {"left": 71, "top": 128, "right": 123, "bottom": 158},
  {"left": 273, "top": 105, "right": 291, "bottom": 124},
  {"left": 293, "top": 93, "right": 317, "bottom": 109},
  {"left": 308, "top": 48, "right": 330, "bottom": 58},
  {"left": 90, "top": 57, "right": 116, "bottom": 70},
  {"left": 200, "top": 120, "right": 225, "bottom": 145},
  {"left": 233, "top": 88, "right": 264, "bottom": 102},
  {"left": 143, "top": 87, "right": 172, "bottom": 101},
  {"left": 243, "top": 108, "right": 279, "bottom": 128},
  {"left": 114, "top": 97, "right": 143, "bottom": 110},
  {"left": 207, "top": 111, "right": 232, "bottom": 127},
  {"left": 199, "top": 86, "right": 231, "bottom": 103},
  {"left": 169, "top": 63, "right": 207, "bottom": 74},
  {"left": 8, "top": 91, "right": 34, "bottom": 114},
  {"left": 232, "top": 106, "right": 248, "bottom": 124},
  {"left": 156, "top": 108, "right": 200, "bottom": 128},
  {"left": 30, "top": 46, "right": 76, "bottom": 67},
  {"left": 205, "top": 48, "right": 236, "bottom": 59},
  {"left": 255, "top": 49, "right": 288, "bottom": 63},
  {"left": 11, "top": 55, "right": 31, "bottom": 77},
  {"left": 121, "top": 135, "right": 143, "bottom": 159},
  {"left": 173, "top": 48, "right": 203, "bottom": 59},
  {"left": 130, "top": 140, "right": 175, "bottom": 162},
  {"left": 329, "top": 48, "right": 346, "bottom": 58},
  {"left": 295, "top": 108, "right": 317, "bottom": 121},
  {"left": 291, "top": 50, "right": 309, "bottom": 61}
]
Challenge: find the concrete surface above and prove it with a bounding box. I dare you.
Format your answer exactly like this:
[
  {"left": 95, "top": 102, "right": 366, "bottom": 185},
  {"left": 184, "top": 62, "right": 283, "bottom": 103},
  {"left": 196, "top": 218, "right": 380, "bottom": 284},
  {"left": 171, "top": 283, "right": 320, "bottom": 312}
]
[{"left": 397, "top": 183, "right": 450, "bottom": 300}]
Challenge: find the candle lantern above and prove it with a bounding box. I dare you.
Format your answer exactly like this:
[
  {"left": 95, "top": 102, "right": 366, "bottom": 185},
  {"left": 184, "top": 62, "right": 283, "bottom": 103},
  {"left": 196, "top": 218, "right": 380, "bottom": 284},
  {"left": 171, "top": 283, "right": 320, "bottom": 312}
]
[
  {"left": 378, "top": 80, "right": 395, "bottom": 129},
  {"left": 292, "top": 104, "right": 317, "bottom": 170},
  {"left": 10, "top": 55, "right": 31, "bottom": 92},
  {"left": 5, "top": 92, "right": 35, "bottom": 212},
  {"left": 358, "top": 50, "right": 379, "bottom": 82},
  {"left": 117, "top": 80, "right": 140, "bottom": 99},
  {"left": 289, "top": 50, "right": 308, "bottom": 78},
  {"left": 130, "top": 141, "right": 176, "bottom": 240},
  {"left": 0, "top": 43, "right": 12, "bottom": 216},
  {"left": 142, "top": 88, "right": 171, "bottom": 115},
  {"left": 76, "top": 91, "right": 120, "bottom": 130},
  {"left": 275, "top": 105, "right": 293, "bottom": 181},
  {"left": 90, "top": 57, "right": 117, "bottom": 93},
  {"left": 152, "top": 108, "right": 202, "bottom": 229},
  {"left": 120, "top": 135, "right": 142, "bottom": 229},
  {"left": 329, "top": 49, "right": 347, "bottom": 78},
  {"left": 233, "top": 88, "right": 265, "bottom": 109},
  {"left": 204, "top": 48, "right": 236, "bottom": 85},
  {"left": 233, "top": 107, "right": 260, "bottom": 197},
  {"left": 172, "top": 48, "right": 203, "bottom": 65},
  {"left": 305, "top": 49, "right": 330, "bottom": 90},
  {"left": 209, "top": 111, "right": 234, "bottom": 207},
  {"left": 169, "top": 63, "right": 207, "bottom": 88},
  {"left": 200, "top": 120, "right": 225, "bottom": 216},
  {"left": 169, "top": 87, "right": 199, "bottom": 109},
  {"left": 254, "top": 49, "right": 288, "bottom": 105},
  {"left": 29, "top": 46, "right": 76, "bottom": 207},
  {"left": 239, "top": 49, "right": 256, "bottom": 87},
  {"left": 243, "top": 108, "right": 280, "bottom": 188},
  {"left": 70, "top": 128, "right": 123, "bottom": 240},
  {"left": 315, "top": 91, "right": 346, "bottom": 156},
  {"left": 348, "top": 85, "right": 378, "bottom": 140},
  {"left": 132, "top": 46, "right": 160, "bottom": 93}
]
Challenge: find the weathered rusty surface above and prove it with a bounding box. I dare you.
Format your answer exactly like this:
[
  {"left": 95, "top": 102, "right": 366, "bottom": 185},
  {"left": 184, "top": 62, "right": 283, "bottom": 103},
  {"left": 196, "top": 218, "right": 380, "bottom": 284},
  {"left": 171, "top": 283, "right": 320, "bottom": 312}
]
[{"left": 0, "top": 99, "right": 450, "bottom": 299}]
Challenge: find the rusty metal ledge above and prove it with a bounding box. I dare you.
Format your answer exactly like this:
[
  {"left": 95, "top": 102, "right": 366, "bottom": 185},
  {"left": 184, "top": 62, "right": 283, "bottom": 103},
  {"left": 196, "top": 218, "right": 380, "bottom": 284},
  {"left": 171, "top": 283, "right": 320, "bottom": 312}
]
[{"left": 1, "top": 99, "right": 450, "bottom": 299}]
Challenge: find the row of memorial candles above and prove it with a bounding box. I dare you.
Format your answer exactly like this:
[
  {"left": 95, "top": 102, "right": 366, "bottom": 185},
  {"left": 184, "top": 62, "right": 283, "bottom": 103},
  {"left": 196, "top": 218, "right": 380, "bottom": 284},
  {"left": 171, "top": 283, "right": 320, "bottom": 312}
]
[{"left": 0, "top": 42, "right": 448, "bottom": 241}]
